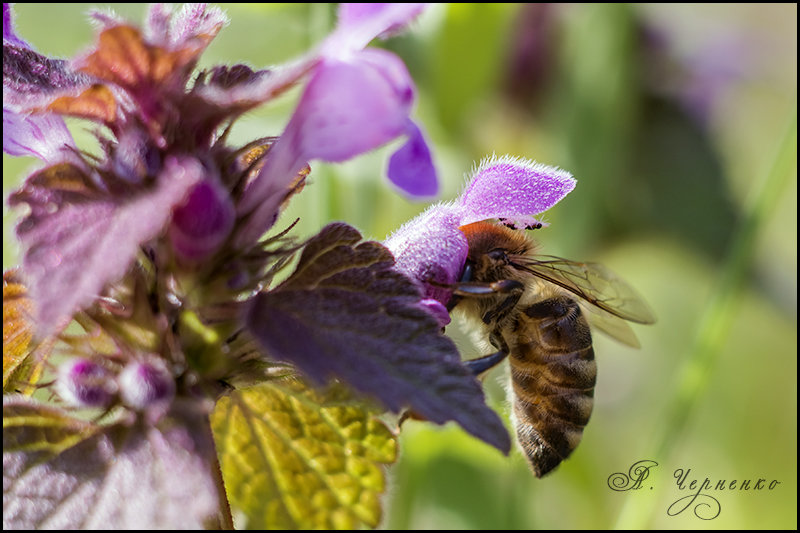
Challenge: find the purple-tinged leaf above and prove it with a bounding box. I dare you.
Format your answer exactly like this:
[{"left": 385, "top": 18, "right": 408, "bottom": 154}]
[
  {"left": 190, "top": 56, "right": 317, "bottom": 118},
  {"left": 72, "top": 23, "right": 215, "bottom": 130},
  {"left": 46, "top": 84, "right": 118, "bottom": 124},
  {"left": 3, "top": 395, "right": 223, "bottom": 529},
  {"left": 246, "top": 223, "right": 511, "bottom": 453},
  {"left": 9, "top": 156, "right": 202, "bottom": 337}
]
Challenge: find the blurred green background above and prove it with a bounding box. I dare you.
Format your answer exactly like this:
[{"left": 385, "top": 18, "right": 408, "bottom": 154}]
[{"left": 3, "top": 3, "right": 796, "bottom": 529}]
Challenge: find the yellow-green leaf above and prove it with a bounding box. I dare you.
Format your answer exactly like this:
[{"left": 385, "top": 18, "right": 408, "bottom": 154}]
[
  {"left": 2, "top": 394, "right": 99, "bottom": 456},
  {"left": 211, "top": 379, "right": 398, "bottom": 529},
  {"left": 3, "top": 270, "right": 51, "bottom": 394}
]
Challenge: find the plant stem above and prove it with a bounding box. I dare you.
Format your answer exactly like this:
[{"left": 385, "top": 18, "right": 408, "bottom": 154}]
[{"left": 208, "top": 414, "right": 235, "bottom": 530}]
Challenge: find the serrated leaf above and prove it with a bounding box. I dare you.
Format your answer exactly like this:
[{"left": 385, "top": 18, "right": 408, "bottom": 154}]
[
  {"left": 3, "top": 396, "right": 223, "bottom": 529},
  {"left": 246, "top": 223, "right": 511, "bottom": 453},
  {"left": 211, "top": 379, "right": 397, "bottom": 529},
  {"left": 2, "top": 270, "right": 51, "bottom": 393}
]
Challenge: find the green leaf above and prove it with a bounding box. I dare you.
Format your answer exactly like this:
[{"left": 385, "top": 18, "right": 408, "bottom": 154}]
[
  {"left": 2, "top": 394, "right": 100, "bottom": 456},
  {"left": 3, "top": 396, "right": 224, "bottom": 529},
  {"left": 211, "top": 379, "right": 398, "bottom": 529},
  {"left": 2, "top": 270, "right": 51, "bottom": 394}
]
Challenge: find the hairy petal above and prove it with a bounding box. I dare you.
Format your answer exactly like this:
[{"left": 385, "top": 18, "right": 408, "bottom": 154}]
[
  {"left": 3, "top": 5, "right": 86, "bottom": 161},
  {"left": 329, "top": 3, "right": 428, "bottom": 54},
  {"left": 2, "top": 3, "right": 26, "bottom": 48},
  {"left": 458, "top": 155, "right": 576, "bottom": 225},
  {"left": 384, "top": 204, "right": 468, "bottom": 305},
  {"left": 3, "top": 39, "right": 92, "bottom": 111},
  {"left": 385, "top": 155, "right": 577, "bottom": 306},
  {"left": 2, "top": 108, "right": 75, "bottom": 162},
  {"left": 148, "top": 2, "right": 227, "bottom": 50},
  {"left": 9, "top": 156, "right": 202, "bottom": 336}
]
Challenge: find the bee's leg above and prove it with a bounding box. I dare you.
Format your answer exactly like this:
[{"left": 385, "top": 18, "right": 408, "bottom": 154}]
[
  {"left": 450, "top": 279, "right": 524, "bottom": 324},
  {"left": 481, "top": 282, "right": 523, "bottom": 324},
  {"left": 463, "top": 332, "right": 510, "bottom": 376},
  {"left": 463, "top": 349, "right": 508, "bottom": 376}
]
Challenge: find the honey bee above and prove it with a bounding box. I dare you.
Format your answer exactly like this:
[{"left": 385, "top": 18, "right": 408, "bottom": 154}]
[{"left": 446, "top": 220, "right": 656, "bottom": 477}]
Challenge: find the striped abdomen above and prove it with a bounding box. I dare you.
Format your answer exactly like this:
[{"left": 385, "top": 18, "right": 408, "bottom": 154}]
[{"left": 508, "top": 295, "right": 596, "bottom": 477}]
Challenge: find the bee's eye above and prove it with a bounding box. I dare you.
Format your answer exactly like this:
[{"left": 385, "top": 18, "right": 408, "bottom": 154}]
[
  {"left": 487, "top": 249, "right": 508, "bottom": 263},
  {"left": 459, "top": 260, "right": 475, "bottom": 283}
]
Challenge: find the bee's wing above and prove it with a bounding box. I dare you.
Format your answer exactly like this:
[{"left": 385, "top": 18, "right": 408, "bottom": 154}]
[
  {"left": 510, "top": 255, "right": 657, "bottom": 325},
  {"left": 579, "top": 302, "right": 642, "bottom": 348}
]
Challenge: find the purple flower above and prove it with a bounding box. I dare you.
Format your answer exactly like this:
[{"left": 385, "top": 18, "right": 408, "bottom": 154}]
[
  {"left": 2, "top": 4, "right": 80, "bottom": 163},
  {"left": 118, "top": 359, "right": 176, "bottom": 411},
  {"left": 3, "top": 3, "right": 436, "bottom": 336},
  {"left": 55, "top": 358, "right": 116, "bottom": 408},
  {"left": 385, "top": 155, "right": 576, "bottom": 323},
  {"left": 236, "top": 3, "right": 437, "bottom": 245}
]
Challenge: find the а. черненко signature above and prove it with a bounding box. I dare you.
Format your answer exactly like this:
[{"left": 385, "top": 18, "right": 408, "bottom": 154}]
[{"left": 607, "top": 459, "right": 783, "bottom": 520}]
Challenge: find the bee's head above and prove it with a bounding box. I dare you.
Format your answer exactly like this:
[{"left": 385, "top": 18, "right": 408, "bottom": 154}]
[{"left": 459, "top": 221, "right": 534, "bottom": 283}]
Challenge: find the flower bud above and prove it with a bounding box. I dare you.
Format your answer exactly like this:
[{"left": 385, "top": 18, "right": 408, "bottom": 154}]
[
  {"left": 56, "top": 358, "right": 116, "bottom": 408},
  {"left": 118, "top": 359, "right": 176, "bottom": 410},
  {"left": 169, "top": 176, "right": 235, "bottom": 263}
]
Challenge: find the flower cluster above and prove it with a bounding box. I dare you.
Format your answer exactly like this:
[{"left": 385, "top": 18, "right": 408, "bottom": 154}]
[
  {"left": 3, "top": 2, "right": 437, "bottom": 336},
  {"left": 2, "top": 5, "right": 509, "bottom": 529},
  {"left": 3, "top": 3, "right": 582, "bottom": 530}
]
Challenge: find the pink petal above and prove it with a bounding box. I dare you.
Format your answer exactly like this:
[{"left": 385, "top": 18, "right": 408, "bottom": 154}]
[
  {"left": 330, "top": 3, "right": 428, "bottom": 54},
  {"left": 3, "top": 109, "right": 75, "bottom": 163},
  {"left": 237, "top": 49, "right": 416, "bottom": 244},
  {"left": 387, "top": 120, "right": 438, "bottom": 198},
  {"left": 3, "top": 3, "right": 27, "bottom": 47},
  {"left": 294, "top": 51, "right": 413, "bottom": 162},
  {"left": 458, "top": 155, "right": 576, "bottom": 225},
  {"left": 384, "top": 204, "right": 468, "bottom": 306},
  {"left": 169, "top": 176, "right": 235, "bottom": 263}
]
